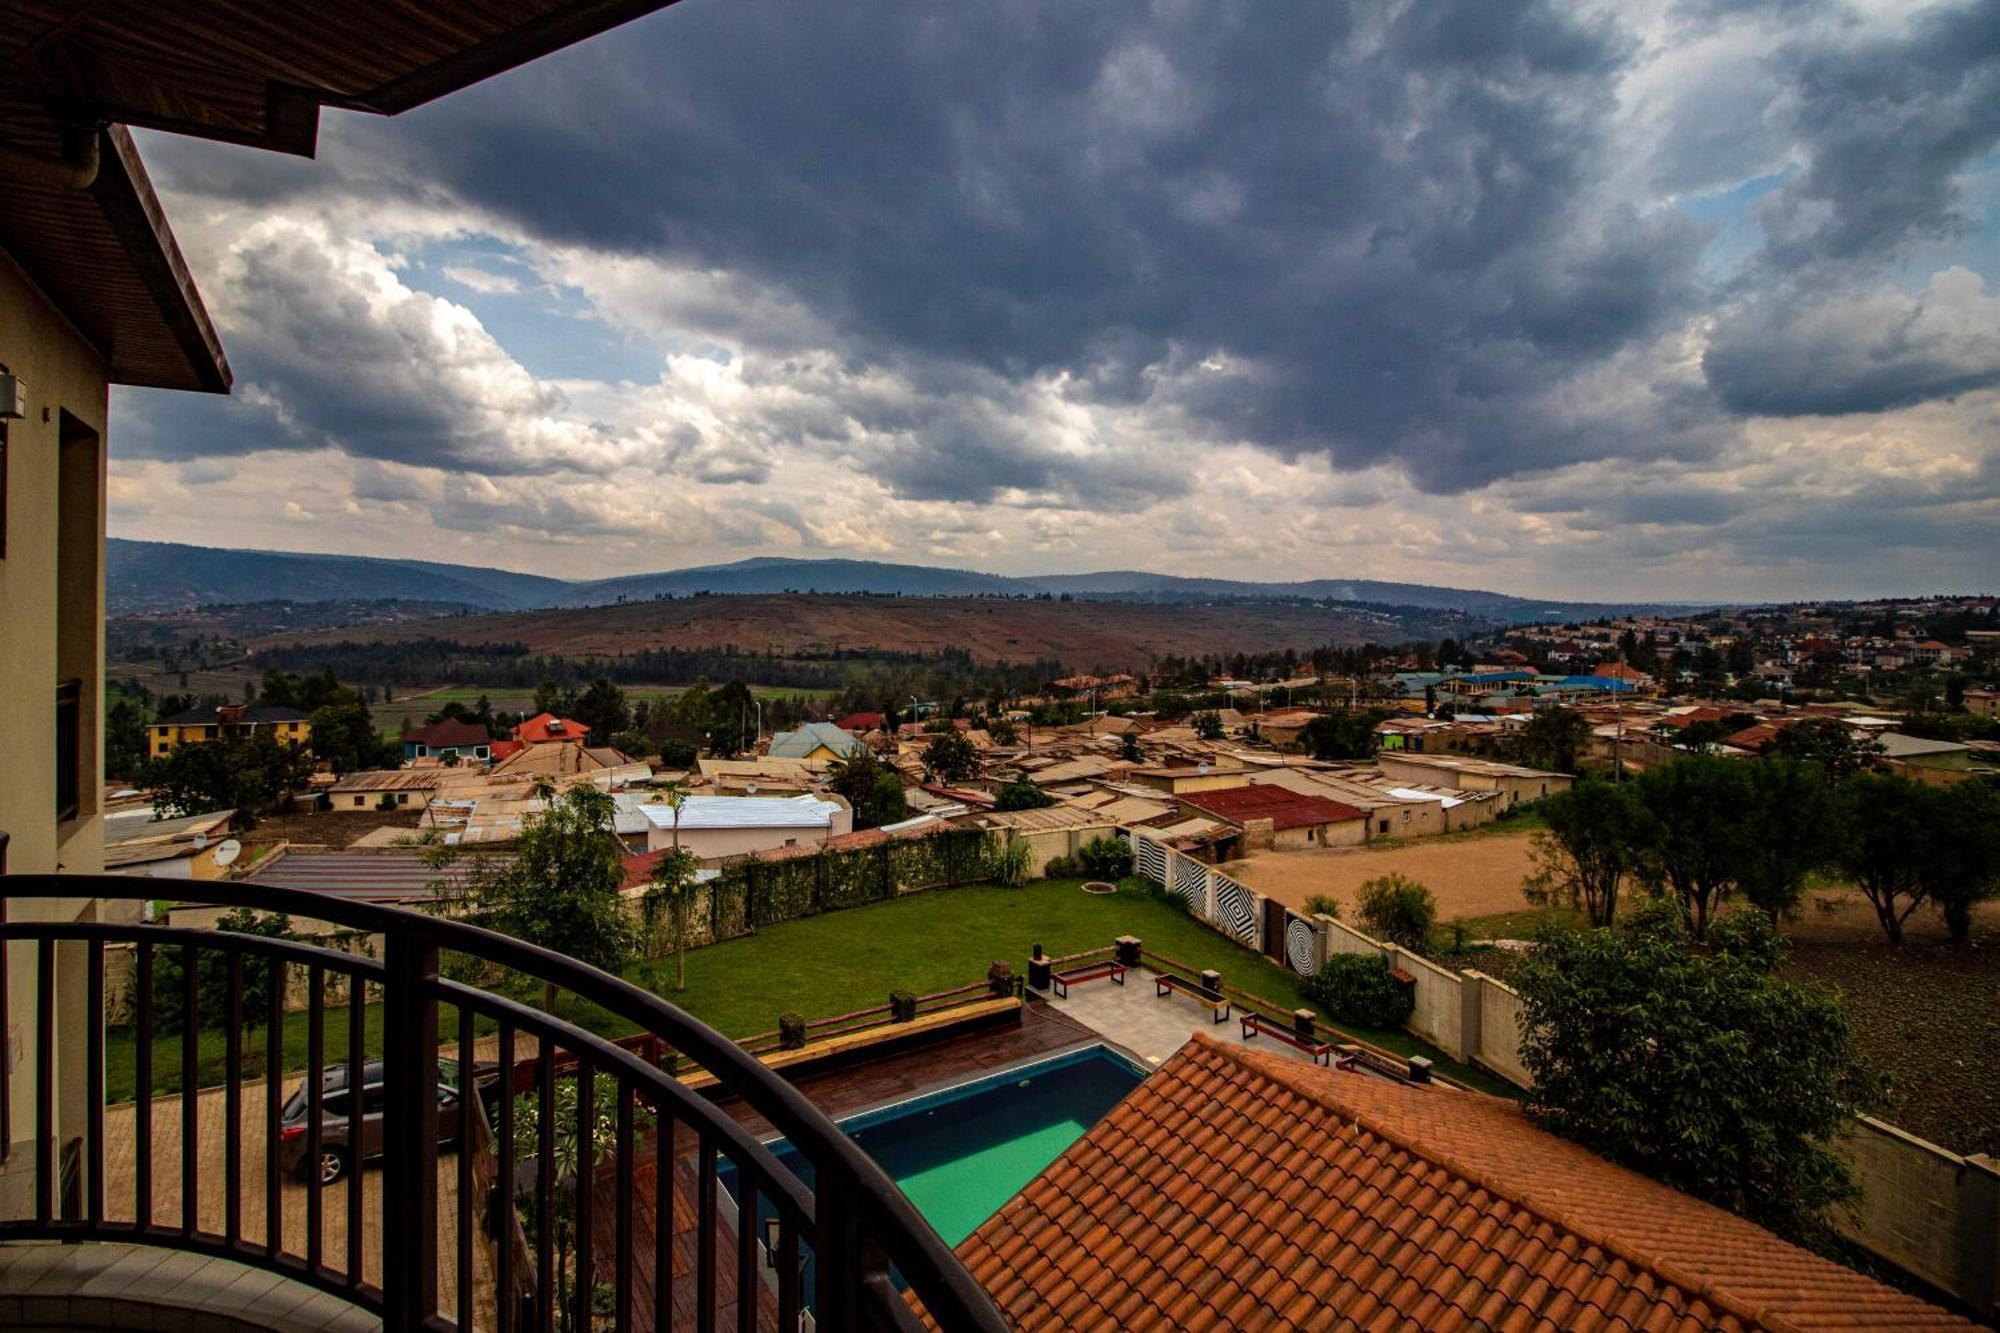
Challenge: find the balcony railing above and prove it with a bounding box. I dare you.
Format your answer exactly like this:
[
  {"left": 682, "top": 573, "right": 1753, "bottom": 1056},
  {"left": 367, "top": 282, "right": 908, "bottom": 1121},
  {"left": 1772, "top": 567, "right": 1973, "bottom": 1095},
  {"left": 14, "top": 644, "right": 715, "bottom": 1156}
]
[{"left": 0, "top": 873, "right": 1009, "bottom": 1332}]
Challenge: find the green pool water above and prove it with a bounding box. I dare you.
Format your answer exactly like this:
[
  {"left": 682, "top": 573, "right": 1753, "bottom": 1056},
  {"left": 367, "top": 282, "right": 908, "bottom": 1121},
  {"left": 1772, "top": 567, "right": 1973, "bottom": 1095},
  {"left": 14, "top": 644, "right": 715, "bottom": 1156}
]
[{"left": 893, "top": 1114, "right": 1096, "bottom": 1245}]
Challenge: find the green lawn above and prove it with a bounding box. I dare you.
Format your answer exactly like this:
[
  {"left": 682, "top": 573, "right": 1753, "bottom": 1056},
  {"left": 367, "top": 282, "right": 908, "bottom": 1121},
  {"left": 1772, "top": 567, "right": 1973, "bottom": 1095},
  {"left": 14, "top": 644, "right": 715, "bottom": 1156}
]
[{"left": 110, "top": 878, "right": 1519, "bottom": 1103}]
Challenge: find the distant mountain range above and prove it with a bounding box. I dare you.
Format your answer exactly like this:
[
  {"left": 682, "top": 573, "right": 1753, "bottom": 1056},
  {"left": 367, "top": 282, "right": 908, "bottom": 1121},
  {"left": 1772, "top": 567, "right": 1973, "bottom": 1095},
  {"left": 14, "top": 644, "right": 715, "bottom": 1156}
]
[{"left": 107, "top": 539, "right": 1692, "bottom": 623}]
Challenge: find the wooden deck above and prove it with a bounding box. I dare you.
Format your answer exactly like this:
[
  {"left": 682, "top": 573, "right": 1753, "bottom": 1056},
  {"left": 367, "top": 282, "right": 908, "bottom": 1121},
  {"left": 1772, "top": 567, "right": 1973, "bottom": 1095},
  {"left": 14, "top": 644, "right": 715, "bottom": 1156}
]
[{"left": 589, "top": 999, "right": 1100, "bottom": 1330}]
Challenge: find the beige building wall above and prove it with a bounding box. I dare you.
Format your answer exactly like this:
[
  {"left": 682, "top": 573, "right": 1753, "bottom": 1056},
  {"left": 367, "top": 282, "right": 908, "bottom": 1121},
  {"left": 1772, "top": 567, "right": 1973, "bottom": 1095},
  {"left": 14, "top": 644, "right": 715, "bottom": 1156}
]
[
  {"left": 0, "top": 249, "right": 116, "bottom": 1209},
  {"left": 658, "top": 809, "right": 856, "bottom": 859}
]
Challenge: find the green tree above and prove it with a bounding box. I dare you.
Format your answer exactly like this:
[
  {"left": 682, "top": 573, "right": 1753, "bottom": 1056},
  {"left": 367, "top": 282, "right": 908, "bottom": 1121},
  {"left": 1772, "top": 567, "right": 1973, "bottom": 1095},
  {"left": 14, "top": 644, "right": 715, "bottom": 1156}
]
[
  {"left": 1191, "top": 710, "right": 1225, "bottom": 741},
  {"left": 1355, "top": 873, "right": 1436, "bottom": 953},
  {"left": 1926, "top": 782, "right": 2000, "bottom": 943},
  {"left": 532, "top": 674, "right": 568, "bottom": 718},
  {"left": 143, "top": 731, "right": 315, "bottom": 824},
  {"left": 1770, "top": 718, "right": 1882, "bottom": 779},
  {"left": 1119, "top": 731, "right": 1142, "bottom": 764},
  {"left": 993, "top": 778, "right": 1054, "bottom": 812},
  {"left": 827, "top": 751, "right": 907, "bottom": 828},
  {"left": 1514, "top": 903, "right": 1883, "bottom": 1243},
  {"left": 1524, "top": 781, "right": 1652, "bottom": 927},
  {"left": 1635, "top": 755, "right": 1756, "bottom": 939},
  {"left": 450, "top": 783, "right": 633, "bottom": 1008},
  {"left": 1510, "top": 706, "right": 1591, "bottom": 774},
  {"left": 1736, "top": 759, "right": 1837, "bottom": 921},
  {"left": 921, "top": 732, "right": 979, "bottom": 784},
  {"left": 988, "top": 716, "right": 1021, "bottom": 746},
  {"left": 1834, "top": 774, "right": 1942, "bottom": 945},
  {"left": 309, "top": 699, "right": 399, "bottom": 774},
  {"left": 1298, "top": 710, "right": 1384, "bottom": 761},
  {"left": 150, "top": 909, "right": 297, "bottom": 1035},
  {"left": 706, "top": 680, "right": 757, "bottom": 756},
  {"left": 105, "top": 696, "right": 150, "bottom": 780},
  {"left": 643, "top": 846, "right": 703, "bottom": 992},
  {"left": 573, "top": 678, "right": 630, "bottom": 746}
]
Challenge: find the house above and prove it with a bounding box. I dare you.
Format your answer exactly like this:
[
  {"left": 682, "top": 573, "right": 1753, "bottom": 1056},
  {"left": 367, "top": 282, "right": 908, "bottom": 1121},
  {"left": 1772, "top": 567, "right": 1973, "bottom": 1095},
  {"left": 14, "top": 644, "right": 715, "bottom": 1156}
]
[
  {"left": 1374, "top": 752, "right": 1573, "bottom": 806},
  {"left": 401, "top": 717, "right": 491, "bottom": 763},
  {"left": 955, "top": 1033, "right": 1972, "bottom": 1331},
  {"left": 638, "top": 793, "right": 853, "bottom": 858},
  {"left": 1592, "top": 660, "right": 1657, "bottom": 690},
  {"left": 489, "top": 740, "right": 641, "bottom": 782},
  {"left": 147, "top": 704, "right": 311, "bottom": 759},
  {"left": 834, "top": 711, "right": 887, "bottom": 733},
  {"left": 327, "top": 769, "right": 444, "bottom": 813},
  {"left": 1247, "top": 708, "right": 1323, "bottom": 749},
  {"left": 101, "top": 807, "right": 238, "bottom": 879},
  {"left": 952, "top": 804, "right": 1119, "bottom": 875},
  {"left": 1178, "top": 783, "right": 1368, "bottom": 850},
  {"left": 696, "top": 755, "right": 826, "bottom": 794},
  {"left": 513, "top": 711, "right": 589, "bottom": 745},
  {"left": 1966, "top": 688, "right": 1999, "bottom": 719},
  {"left": 767, "top": 721, "right": 867, "bottom": 762}
]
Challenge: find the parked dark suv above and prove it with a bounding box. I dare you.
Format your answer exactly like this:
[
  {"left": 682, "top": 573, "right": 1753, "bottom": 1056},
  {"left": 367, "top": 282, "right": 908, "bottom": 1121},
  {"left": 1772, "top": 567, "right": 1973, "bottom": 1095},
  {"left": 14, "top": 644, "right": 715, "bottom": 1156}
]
[{"left": 278, "top": 1057, "right": 480, "bottom": 1184}]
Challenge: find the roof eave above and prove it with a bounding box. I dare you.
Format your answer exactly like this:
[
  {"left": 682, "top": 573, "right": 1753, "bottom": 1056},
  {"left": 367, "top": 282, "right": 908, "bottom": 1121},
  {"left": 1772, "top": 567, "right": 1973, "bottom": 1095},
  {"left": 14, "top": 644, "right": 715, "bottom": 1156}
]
[{"left": 95, "top": 126, "right": 230, "bottom": 393}]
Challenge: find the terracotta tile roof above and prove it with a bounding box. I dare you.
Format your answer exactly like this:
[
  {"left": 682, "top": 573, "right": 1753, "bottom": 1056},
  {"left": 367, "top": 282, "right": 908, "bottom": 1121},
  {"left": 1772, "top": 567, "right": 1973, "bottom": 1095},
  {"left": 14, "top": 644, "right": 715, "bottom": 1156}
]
[
  {"left": 1178, "top": 783, "right": 1366, "bottom": 830},
  {"left": 950, "top": 1033, "right": 1971, "bottom": 1332},
  {"left": 514, "top": 712, "right": 588, "bottom": 743}
]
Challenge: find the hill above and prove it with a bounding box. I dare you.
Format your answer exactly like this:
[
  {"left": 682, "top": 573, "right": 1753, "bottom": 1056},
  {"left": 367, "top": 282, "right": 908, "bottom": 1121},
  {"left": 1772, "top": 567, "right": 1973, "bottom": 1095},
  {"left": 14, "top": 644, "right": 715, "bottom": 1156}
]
[
  {"left": 249, "top": 593, "right": 1492, "bottom": 668},
  {"left": 111, "top": 540, "right": 1686, "bottom": 623},
  {"left": 105, "top": 539, "right": 568, "bottom": 615}
]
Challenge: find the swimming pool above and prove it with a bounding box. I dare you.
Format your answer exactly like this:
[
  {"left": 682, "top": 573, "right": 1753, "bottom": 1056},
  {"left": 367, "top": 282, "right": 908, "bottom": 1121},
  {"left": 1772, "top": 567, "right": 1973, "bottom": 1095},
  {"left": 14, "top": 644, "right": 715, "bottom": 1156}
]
[{"left": 723, "top": 1044, "right": 1146, "bottom": 1301}]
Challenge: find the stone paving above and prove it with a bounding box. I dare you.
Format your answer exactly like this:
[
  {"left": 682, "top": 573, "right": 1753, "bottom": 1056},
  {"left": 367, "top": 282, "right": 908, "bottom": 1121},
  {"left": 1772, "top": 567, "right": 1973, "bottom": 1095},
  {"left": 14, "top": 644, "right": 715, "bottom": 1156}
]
[{"left": 1039, "top": 967, "right": 1335, "bottom": 1070}]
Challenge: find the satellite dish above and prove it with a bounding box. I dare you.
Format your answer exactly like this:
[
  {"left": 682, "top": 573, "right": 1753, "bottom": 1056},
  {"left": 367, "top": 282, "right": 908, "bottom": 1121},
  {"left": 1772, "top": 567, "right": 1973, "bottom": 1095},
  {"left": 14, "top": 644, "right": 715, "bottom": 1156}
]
[
  {"left": 192, "top": 833, "right": 208, "bottom": 850},
  {"left": 1196, "top": 762, "right": 1210, "bottom": 774},
  {"left": 213, "top": 839, "right": 242, "bottom": 867},
  {"left": 745, "top": 782, "right": 759, "bottom": 795}
]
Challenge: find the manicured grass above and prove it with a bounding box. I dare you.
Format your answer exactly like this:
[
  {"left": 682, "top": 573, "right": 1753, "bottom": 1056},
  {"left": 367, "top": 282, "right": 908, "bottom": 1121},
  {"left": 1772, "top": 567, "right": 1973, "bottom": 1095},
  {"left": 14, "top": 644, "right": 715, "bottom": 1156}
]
[
  {"left": 615, "top": 878, "right": 1519, "bottom": 1096},
  {"left": 111, "top": 878, "right": 1518, "bottom": 1103}
]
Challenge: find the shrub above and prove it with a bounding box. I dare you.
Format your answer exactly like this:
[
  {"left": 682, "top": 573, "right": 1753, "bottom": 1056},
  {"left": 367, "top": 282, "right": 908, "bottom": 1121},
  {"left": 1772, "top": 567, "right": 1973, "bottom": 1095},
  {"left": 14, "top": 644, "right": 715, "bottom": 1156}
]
[
  {"left": 992, "top": 778, "right": 1054, "bottom": 811},
  {"left": 1078, "top": 835, "right": 1134, "bottom": 881},
  {"left": 1302, "top": 893, "right": 1341, "bottom": 919},
  {"left": 889, "top": 989, "right": 918, "bottom": 1022},
  {"left": 990, "top": 838, "right": 1033, "bottom": 888},
  {"left": 1356, "top": 874, "right": 1437, "bottom": 953},
  {"left": 1299, "top": 954, "right": 1414, "bottom": 1030},
  {"left": 657, "top": 739, "right": 698, "bottom": 769},
  {"left": 777, "top": 1012, "right": 808, "bottom": 1050},
  {"left": 1041, "top": 854, "right": 1080, "bottom": 879}
]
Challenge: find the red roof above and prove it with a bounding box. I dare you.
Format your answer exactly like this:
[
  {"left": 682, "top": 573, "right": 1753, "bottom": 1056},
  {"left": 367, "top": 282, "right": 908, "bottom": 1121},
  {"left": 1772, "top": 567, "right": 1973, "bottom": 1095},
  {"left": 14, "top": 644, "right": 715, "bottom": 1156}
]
[
  {"left": 403, "top": 718, "right": 490, "bottom": 748},
  {"left": 488, "top": 739, "right": 525, "bottom": 762},
  {"left": 951, "top": 1034, "right": 1971, "bottom": 1331},
  {"left": 1179, "top": 784, "right": 1365, "bottom": 831},
  {"left": 515, "top": 712, "right": 588, "bottom": 743},
  {"left": 835, "top": 712, "right": 887, "bottom": 732}
]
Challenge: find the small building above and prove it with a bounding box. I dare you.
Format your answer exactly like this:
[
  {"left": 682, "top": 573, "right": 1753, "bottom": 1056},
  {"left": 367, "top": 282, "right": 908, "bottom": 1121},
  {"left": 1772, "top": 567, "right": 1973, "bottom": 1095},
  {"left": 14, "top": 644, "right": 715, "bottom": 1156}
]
[
  {"left": 638, "top": 793, "right": 853, "bottom": 858},
  {"left": 952, "top": 804, "right": 1120, "bottom": 876},
  {"left": 327, "top": 769, "right": 443, "bottom": 812},
  {"left": 834, "top": 711, "right": 888, "bottom": 733},
  {"left": 402, "top": 717, "right": 492, "bottom": 764},
  {"left": 102, "top": 808, "right": 238, "bottom": 879},
  {"left": 148, "top": 704, "right": 311, "bottom": 759},
  {"left": 1178, "top": 783, "right": 1367, "bottom": 851},
  {"left": 1966, "top": 688, "right": 1999, "bottom": 720},
  {"left": 767, "top": 722, "right": 868, "bottom": 762},
  {"left": 1374, "top": 752, "right": 1572, "bottom": 807}
]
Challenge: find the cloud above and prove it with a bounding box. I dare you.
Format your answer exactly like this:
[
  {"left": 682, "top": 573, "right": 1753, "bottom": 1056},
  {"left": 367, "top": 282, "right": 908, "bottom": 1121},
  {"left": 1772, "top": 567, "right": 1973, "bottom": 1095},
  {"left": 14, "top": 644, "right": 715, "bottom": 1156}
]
[{"left": 103, "top": 0, "right": 2000, "bottom": 599}]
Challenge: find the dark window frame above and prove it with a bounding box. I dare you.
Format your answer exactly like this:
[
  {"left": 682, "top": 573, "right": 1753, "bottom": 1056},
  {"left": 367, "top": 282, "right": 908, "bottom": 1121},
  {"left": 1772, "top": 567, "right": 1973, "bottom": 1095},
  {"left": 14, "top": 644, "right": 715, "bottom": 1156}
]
[{"left": 56, "top": 679, "right": 82, "bottom": 821}]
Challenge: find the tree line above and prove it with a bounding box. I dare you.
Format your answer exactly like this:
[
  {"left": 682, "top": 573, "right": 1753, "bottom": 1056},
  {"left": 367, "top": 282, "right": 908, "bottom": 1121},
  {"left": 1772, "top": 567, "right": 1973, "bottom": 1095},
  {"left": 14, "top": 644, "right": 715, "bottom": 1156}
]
[{"left": 1526, "top": 754, "right": 1999, "bottom": 945}]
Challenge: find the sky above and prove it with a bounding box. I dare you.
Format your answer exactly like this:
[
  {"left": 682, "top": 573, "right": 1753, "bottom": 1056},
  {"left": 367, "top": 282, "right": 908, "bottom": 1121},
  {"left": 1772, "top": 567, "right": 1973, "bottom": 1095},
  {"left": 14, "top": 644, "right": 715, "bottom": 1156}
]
[{"left": 107, "top": 0, "right": 2000, "bottom": 603}]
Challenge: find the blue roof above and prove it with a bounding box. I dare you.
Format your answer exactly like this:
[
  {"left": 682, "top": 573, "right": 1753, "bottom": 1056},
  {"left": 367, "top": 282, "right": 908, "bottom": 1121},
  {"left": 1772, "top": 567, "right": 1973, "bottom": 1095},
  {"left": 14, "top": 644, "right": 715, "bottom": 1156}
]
[{"left": 1545, "top": 675, "right": 1639, "bottom": 692}]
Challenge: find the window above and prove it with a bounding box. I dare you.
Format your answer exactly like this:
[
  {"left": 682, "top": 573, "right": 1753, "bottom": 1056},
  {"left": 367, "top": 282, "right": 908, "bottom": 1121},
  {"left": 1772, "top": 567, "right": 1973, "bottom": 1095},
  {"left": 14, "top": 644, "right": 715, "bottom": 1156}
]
[
  {"left": 1377, "top": 820, "right": 1389, "bottom": 834},
  {"left": 0, "top": 418, "right": 8, "bottom": 558},
  {"left": 55, "top": 680, "right": 81, "bottom": 820}
]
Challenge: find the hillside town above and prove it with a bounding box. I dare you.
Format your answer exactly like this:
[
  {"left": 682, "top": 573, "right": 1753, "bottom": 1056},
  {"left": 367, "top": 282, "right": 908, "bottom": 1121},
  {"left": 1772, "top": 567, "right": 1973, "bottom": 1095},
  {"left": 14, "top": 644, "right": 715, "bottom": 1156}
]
[{"left": 5, "top": 3, "right": 1999, "bottom": 1332}]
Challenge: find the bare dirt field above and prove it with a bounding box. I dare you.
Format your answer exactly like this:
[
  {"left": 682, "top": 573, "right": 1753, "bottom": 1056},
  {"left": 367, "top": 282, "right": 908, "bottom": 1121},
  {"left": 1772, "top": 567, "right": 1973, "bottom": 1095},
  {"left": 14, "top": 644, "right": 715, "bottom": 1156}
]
[
  {"left": 253, "top": 593, "right": 1416, "bottom": 669},
  {"left": 1228, "top": 827, "right": 1543, "bottom": 923}
]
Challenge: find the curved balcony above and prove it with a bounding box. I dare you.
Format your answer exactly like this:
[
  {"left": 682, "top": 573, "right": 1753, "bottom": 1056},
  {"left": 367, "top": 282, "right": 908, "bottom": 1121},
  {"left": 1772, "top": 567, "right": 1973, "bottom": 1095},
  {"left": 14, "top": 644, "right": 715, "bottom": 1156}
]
[{"left": 0, "top": 873, "right": 1009, "bottom": 1332}]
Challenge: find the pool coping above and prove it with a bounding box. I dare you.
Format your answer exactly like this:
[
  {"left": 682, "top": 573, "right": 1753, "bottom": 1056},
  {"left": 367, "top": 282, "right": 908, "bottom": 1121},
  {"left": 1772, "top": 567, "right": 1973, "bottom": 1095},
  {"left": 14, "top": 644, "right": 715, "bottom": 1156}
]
[{"left": 751, "top": 1037, "right": 1151, "bottom": 1150}]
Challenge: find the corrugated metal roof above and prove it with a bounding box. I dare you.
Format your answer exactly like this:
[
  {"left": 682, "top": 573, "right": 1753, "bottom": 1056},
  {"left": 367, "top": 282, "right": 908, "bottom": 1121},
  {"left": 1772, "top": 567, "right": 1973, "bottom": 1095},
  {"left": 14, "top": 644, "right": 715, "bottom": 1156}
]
[
  {"left": 247, "top": 851, "right": 503, "bottom": 902},
  {"left": 638, "top": 794, "right": 842, "bottom": 830}
]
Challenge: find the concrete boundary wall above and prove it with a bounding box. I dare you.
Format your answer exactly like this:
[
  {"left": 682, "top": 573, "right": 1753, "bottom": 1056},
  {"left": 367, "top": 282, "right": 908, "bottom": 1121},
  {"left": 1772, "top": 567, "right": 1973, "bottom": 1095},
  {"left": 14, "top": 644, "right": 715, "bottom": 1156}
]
[{"left": 1130, "top": 831, "right": 2000, "bottom": 1316}]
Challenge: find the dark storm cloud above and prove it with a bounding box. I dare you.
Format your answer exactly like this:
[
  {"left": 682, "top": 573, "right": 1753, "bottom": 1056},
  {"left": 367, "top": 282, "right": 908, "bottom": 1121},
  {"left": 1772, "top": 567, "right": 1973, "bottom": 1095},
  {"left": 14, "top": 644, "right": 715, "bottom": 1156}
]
[{"left": 346, "top": 0, "right": 1727, "bottom": 495}]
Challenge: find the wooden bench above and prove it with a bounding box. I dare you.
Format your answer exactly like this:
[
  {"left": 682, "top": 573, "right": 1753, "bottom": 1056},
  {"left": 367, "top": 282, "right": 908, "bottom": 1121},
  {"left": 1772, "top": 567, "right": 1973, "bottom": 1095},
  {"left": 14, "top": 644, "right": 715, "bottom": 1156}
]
[
  {"left": 1051, "top": 960, "right": 1126, "bottom": 999},
  {"left": 1155, "top": 973, "right": 1231, "bottom": 1023},
  {"left": 1239, "top": 1012, "right": 1346, "bottom": 1066}
]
